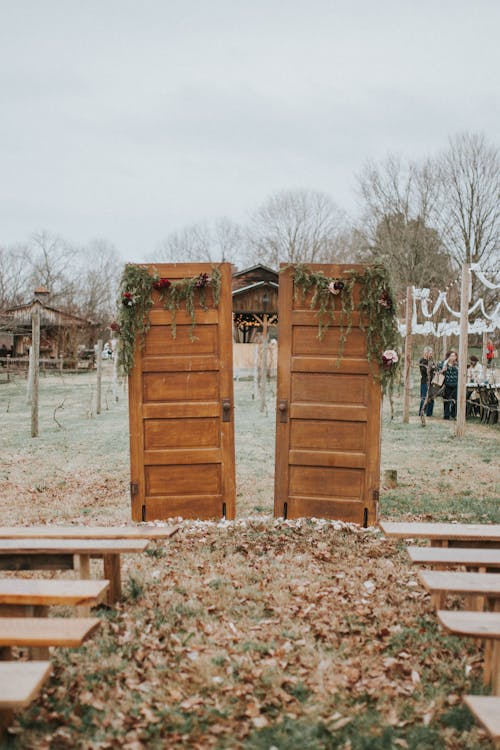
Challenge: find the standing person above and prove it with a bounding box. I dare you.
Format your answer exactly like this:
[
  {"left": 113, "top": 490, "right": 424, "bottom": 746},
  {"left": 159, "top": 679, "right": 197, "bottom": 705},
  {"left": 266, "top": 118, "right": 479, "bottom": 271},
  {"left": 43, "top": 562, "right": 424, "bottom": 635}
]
[
  {"left": 439, "top": 350, "right": 459, "bottom": 420},
  {"left": 467, "top": 355, "right": 483, "bottom": 384},
  {"left": 486, "top": 338, "right": 495, "bottom": 368},
  {"left": 419, "top": 345, "right": 436, "bottom": 417}
]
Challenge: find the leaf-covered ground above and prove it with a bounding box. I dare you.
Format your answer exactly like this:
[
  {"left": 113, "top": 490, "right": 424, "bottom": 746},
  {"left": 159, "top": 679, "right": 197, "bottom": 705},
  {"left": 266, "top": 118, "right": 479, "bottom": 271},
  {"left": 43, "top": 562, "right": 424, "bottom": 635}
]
[{"left": 0, "top": 370, "right": 499, "bottom": 749}]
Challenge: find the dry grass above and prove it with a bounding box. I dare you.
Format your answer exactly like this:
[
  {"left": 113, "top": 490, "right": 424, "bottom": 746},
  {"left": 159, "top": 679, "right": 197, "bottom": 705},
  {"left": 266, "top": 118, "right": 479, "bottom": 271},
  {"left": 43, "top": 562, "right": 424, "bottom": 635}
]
[{"left": 0, "top": 371, "right": 499, "bottom": 749}]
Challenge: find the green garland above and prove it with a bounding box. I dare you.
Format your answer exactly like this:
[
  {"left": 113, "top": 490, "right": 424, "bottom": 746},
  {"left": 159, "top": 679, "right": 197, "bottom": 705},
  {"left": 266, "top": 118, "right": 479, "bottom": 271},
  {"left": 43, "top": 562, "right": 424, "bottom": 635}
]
[
  {"left": 290, "top": 264, "right": 401, "bottom": 390},
  {"left": 116, "top": 265, "right": 222, "bottom": 376}
]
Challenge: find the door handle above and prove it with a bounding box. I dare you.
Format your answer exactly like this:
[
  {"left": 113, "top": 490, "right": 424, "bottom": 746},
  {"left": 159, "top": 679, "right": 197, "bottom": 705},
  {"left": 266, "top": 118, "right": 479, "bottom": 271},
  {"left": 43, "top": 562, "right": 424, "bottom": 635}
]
[
  {"left": 222, "top": 399, "right": 231, "bottom": 422},
  {"left": 279, "top": 399, "right": 288, "bottom": 423}
]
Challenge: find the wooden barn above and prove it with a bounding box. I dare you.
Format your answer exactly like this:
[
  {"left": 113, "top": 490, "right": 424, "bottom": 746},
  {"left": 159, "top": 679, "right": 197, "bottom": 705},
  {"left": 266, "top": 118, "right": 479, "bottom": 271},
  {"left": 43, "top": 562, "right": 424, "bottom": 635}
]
[
  {"left": 232, "top": 264, "right": 279, "bottom": 343},
  {"left": 1, "top": 288, "right": 96, "bottom": 358}
]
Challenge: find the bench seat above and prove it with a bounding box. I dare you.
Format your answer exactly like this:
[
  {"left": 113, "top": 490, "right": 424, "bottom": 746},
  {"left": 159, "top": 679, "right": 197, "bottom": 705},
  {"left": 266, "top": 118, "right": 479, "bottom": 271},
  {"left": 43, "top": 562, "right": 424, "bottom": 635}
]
[
  {"left": 437, "top": 611, "right": 500, "bottom": 638},
  {"left": 0, "top": 661, "right": 51, "bottom": 709},
  {"left": 419, "top": 571, "right": 500, "bottom": 600},
  {"left": 407, "top": 546, "right": 500, "bottom": 569},
  {"left": 0, "top": 579, "right": 109, "bottom": 611},
  {"left": 380, "top": 521, "right": 500, "bottom": 547},
  {"left": 0, "top": 617, "right": 101, "bottom": 648},
  {"left": 464, "top": 696, "right": 500, "bottom": 747},
  {"left": 0, "top": 525, "right": 179, "bottom": 540}
]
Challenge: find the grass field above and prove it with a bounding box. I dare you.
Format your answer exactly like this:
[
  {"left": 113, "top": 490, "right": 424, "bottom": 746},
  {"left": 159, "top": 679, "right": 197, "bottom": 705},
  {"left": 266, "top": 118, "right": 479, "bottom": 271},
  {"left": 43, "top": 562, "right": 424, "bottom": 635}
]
[{"left": 0, "top": 368, "right": 499, "bottom": 749}]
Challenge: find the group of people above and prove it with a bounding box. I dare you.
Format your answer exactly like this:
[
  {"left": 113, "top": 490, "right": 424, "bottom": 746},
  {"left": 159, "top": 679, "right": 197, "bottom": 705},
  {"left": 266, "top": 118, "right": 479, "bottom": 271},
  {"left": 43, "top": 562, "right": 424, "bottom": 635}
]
[{"left": 418, "top": 339, "right": 496, "bottom": 420}]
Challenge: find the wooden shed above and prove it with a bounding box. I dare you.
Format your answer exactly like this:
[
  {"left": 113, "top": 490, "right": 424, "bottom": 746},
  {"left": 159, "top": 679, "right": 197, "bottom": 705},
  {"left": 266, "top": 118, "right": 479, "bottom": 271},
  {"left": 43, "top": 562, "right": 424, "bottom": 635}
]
[
  {"left": 1, "top": 288, "right": 96, "bottom": 358},
  {"left": 232, "top": 265, "right": 279, "bottom": 343}
]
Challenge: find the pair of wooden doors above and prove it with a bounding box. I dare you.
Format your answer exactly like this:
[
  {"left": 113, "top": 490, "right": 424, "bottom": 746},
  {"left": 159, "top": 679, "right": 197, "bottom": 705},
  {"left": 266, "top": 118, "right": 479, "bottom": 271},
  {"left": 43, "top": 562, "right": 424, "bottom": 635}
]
[{"left": 128, "top": 263, "right": 381, "bottom": 525}]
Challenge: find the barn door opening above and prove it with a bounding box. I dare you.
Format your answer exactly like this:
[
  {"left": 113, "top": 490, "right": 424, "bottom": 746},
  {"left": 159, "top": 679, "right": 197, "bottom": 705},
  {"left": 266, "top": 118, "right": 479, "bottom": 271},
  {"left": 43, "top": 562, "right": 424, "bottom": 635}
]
[
  {"left": 128, "top": 263, "right": 236, "bottom": 521},
  {"left": 274, "top": 264, "right": 382, "bottom": 525}
]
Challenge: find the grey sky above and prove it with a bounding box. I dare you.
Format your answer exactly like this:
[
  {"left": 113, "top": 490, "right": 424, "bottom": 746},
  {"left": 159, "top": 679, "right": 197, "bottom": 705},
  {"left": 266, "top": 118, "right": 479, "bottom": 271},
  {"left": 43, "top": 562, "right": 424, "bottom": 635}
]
[{"left": 1, "top": 0, "right": 498, "bottom": 262}]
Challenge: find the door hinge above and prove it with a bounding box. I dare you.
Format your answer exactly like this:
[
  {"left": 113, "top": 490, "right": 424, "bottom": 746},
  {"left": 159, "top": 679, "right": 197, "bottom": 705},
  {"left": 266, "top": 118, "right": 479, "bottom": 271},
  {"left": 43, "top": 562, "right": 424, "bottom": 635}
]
[
  {"left": 130, "top": 482, "right": 138, "bottom": 497},
  {"left": 372, "top": 489, "right": 379, "bottom": 502},
  {"left": 141, "top": 504, "right": 146, "bottom": 522},
  {"left": 222, "top": 502, "right": 227, "bottom": 519},
  {"left": 363, "top": 507, "right": 369, "bottom": 528}
]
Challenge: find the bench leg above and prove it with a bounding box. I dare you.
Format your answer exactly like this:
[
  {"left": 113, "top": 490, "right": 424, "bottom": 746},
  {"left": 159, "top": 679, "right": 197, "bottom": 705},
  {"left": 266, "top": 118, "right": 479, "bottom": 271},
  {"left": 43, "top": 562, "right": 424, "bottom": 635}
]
[
  {"left": 492, "top": 640, "right": 500, "bottom": 695},
  {"left": 77, "top": 554, "right": 91, "bottom": 617},
  {"left": 0, "top": 709, "right": 14, "bottom": 736},
  {"left": 0, "top": 646, "right": 12, "bottom": 660},
  {"left": 103, "top": 554, "right": 121, "bottom": 605}
]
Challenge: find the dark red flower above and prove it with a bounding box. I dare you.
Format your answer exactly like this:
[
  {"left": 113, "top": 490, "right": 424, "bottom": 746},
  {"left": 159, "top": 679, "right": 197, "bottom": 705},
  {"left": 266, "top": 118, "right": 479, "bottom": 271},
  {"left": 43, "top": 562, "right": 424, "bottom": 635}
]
[
  {"left": 378, "top": 290, "right": 393, "bottom": 310},
  {"left": 195, "top": 273, "right": 210, "bottom": 288},
  {"left": 110, "top": 321, "right": 121, "bottom": 332},
  {"left": 153, "top": 278, "right": 171, "bottom": 290}
]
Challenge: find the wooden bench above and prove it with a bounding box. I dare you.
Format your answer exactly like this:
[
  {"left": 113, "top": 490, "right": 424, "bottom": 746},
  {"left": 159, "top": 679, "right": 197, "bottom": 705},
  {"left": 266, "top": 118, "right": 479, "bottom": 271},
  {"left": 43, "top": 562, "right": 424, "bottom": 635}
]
[
  {"left": 380, "top": 521, "right": 500, "bottom": 548},
  {"left": 0, "top": 660, "right": 51, "bottom": 732},
  {"left": 464, "top": 696, "right": 500, "bottom": 748},
  {"left": 419, "top": 571, "right": 500, "bottom": 612},
  {"left": 0, "top": 617, "right": 101, "bottom": 660},
  {"left": 407, "top": 546, "right": 500, "bottom": 570},
  {"left": 0, "top": 539, "right": 149, "bottom": 605},
  {"left": 438, "top": 611, "right": 500, "bottom": 693},
  {"left": 0, "top": 579, "right": 109, "bottom": 617},
  {"left": 0, "top": 524, "right": 180, "bottom": 540}
]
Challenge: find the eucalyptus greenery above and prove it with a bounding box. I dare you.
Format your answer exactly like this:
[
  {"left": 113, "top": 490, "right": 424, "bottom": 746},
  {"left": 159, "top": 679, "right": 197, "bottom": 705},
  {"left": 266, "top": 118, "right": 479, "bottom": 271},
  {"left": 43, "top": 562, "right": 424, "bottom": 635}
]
[
  {"left": 117, "top": 264, "right": 222, "bottom": 376},
  {"left": 290, "top": 263, "right": 401, "bottom": 390}
]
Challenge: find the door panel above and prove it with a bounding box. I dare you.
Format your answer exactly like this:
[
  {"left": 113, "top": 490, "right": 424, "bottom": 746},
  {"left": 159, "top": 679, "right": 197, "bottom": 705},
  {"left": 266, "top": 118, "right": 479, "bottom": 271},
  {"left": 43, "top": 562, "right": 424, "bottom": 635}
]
[
  {"left": 274, "top": 264, "right": 381, "bottom": 525},
  {"left": 128, "top": 263, "right": 235, "bottom": 521}
]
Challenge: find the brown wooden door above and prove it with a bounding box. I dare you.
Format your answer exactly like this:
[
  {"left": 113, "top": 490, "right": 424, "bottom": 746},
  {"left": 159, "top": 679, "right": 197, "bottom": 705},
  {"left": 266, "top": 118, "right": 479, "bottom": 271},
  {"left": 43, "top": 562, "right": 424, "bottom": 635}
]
[
  {"left": 274, "top": 264, "right": 381, "bottom": 525},
  {"left": 128, "top": 263, "right": 236, "bottom": 521}
]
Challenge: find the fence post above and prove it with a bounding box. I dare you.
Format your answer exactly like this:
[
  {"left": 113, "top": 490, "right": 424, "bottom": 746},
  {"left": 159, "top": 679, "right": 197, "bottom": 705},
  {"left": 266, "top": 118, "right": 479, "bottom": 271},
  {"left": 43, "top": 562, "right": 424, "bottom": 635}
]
[
  {"left": 31, "top": 308, "right": 40, "bottom": 437},
  {"left": 96, "top": 339, "right": 103, "bottom": 415},
  {"left": 402, "top": 286, "right": 413, "bottom": 424},
  {"left": 456, "top": 263, "right": 471, "bottom": 438}
]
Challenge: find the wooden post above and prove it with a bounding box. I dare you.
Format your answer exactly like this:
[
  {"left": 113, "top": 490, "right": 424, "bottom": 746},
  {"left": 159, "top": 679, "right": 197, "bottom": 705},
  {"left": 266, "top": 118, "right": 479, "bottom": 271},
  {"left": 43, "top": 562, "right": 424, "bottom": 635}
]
[
  {"left": 442, "top": 323, "right": 448, "bottom": 360},
  {"left": 402, "top": 286, "right": 412, "bottom": 423},
  {"left": 260, "top": 314, "right": 268, "bottom": 415},
  {"left": 26, "top": 345, "right": 33, "bottom": 403},
  {"left": 113, "top": 340, "right": 119, "bottom": 402},
  {"left": 456, "top": 263, "right": 471, "bottom": 438},
  {"left": 482, "top": 331, "right": 488, "bottom": 373},
  {"left": 96, "top": 339, "right": 103, "bottom": 415},
  {"left": 31, "top": 308, "right": 40, "bottom": 438}
]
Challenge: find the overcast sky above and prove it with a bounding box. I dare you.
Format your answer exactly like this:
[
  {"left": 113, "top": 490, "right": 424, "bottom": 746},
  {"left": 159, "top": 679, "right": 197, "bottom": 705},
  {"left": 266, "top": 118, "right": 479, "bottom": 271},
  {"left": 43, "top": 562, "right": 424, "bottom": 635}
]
[{"left": 1, "top": 0, "right": 498, "bottom": 262}]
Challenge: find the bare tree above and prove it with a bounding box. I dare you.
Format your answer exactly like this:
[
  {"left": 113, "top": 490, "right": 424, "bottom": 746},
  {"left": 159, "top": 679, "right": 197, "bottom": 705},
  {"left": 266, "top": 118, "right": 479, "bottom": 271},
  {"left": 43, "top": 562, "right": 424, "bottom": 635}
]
[
  {"left": 356, "top": 155, "right": 453, "bottom": 293},
  {"left": 75, "top": 239, "right": 122, "bottom": 323},
  {"left": 26, "top": 231, "right": 78, "bottom": 307},
  {"left": 435, "top": 132, "right": 500, "bottom": 270},
  {"left": 245, "top": 188, "right": 348, "bottom": 268},
  {"left": 155, "top": 218, "right": 244, "bottom": 265},
  {"left": 0, "top": 243, "right": 31, "bottom": 309}
]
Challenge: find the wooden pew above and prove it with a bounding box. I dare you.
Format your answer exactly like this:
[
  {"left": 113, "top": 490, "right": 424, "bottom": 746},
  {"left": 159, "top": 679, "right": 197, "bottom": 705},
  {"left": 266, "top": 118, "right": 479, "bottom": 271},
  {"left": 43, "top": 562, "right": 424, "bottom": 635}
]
[
  {"left": 379, "top": 521, "right": 500, "bottom": 548},
  {"left": 0, "top": 661, "right": 51, "bottom": 733},
  {"left": 0, "top": 579, "right": 109, "bottom": 617},
  {"left": 0, "top": 617, "right": 101, "bottom": 659},
  {"left": 407, "top": 546, "right": 500, "bottom": 571},
  {"left": 0, "top": 539, "right": 149, "bottom": 605},
  {"left": 464, "top": 696, "right": 500, "bottom": 748},
  {"left": 0, "top": 525, "right": 180, "bottom": 540},
  {"left": 418, "top": 571, "right": 500, "bottom": 612},
  {"left": 438, "top": 611, "right": 500, "bottom": 693}
]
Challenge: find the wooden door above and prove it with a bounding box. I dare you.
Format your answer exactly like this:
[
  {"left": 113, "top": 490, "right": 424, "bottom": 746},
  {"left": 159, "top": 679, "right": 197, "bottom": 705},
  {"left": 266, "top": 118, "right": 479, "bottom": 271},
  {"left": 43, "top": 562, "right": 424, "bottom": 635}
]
[
  {"left": 128, "top": 263, "right": 236, "bottom": 521},
  {"left": 274, "top": 264, "right": 382, "bottom": 525}
]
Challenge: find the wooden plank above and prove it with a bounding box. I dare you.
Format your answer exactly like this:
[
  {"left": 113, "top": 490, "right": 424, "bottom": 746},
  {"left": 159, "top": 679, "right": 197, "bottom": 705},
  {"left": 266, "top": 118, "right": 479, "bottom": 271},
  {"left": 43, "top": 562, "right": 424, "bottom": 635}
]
[
  {"left": 0, "top": 617, "right": 101, "bottom": 647},
  {"left": 291, "top": 310, "right": 362, "bottom": 327},
  {"left": 290, "top": 403, "right": 368, "bottom": 422},
  {"left": 146, "top": 464, "right": 220, "bottom": 495},
  {"left": 0, "top": 579, "right": 109, "bottom": 607},
  {"left": 144, "top": 324, "right": 218, "bottom": 356},
  {"left": 438, "top": 611, "right": 500, "bottom": 638},
  {"left": 142, "top": 355, "right": 219, "bottom": 372},
  {"left": 143, "top": 371, "right": 219, "bottom": 402},
  {"left": 145, "top": 496, "right": 223, "bottom": 522},
  {"left": 144, "top": 448, "right": 221, "bottom": 465},
  {"left": 464, "top": 696, "right": 500, "bottom": 741},
  {"left": 290, "top": 420, "right": 366, "bottom": 451},
  {"left": 0, "top": 525, "right": 180, "bottom": 540},
  {"left": 0, "top": 554, "right": 74, "bottom": 571},
  {"left": 286, "top": 497, "right": 365, "bottom": 524},
  {"left": 0, "top": 540, "right": 149, "bottom": 554},
  {"left": 289, "top": 450, "right": 366, "bottom": 469},
  {"left": 144, "top": 418, "right": 220, "bottom": 449},
  {"left": 292, "top": 356, "right": 370, "bottom": 374},
  {"left": 103, "top": 555, "right": 121, "bottom": 605},
  {"left": 142, "top": 402, "right": 219, "bottom": 419},
  {"left": 0, "top": 661, "right": 51, "bottom": 709},
  {"left": 408, "top": 546, "right": 500, "bottom": 568},
  {"left": 380, "top": 521, "right": 500, "bottom": 542},
  {"left": 419, "top": 571, "right": 500, "bottom": 597},
  {"left": 149, "top": 309, "right": 218, "bottom": 326}
]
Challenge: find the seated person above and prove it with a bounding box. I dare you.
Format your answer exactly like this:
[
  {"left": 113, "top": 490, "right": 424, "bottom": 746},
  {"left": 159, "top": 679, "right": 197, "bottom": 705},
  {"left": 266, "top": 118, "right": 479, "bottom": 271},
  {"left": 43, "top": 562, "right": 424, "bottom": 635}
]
[{"left": 467, "top": 355, "right": 483, "bottom": 384}]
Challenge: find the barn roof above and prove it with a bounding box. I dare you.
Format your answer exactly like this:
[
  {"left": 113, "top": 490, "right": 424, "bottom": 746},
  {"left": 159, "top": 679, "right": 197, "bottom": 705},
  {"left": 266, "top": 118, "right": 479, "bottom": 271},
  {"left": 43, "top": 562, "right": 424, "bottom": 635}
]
[
  {"left": 2, "top": 297, "right": 95, "bottom": 332},
  {"left": 232, "top": 280, "right": 278, "bottom": 298},
  {"left": 232, "top": 264, "right": 278, "bottom": 279}
]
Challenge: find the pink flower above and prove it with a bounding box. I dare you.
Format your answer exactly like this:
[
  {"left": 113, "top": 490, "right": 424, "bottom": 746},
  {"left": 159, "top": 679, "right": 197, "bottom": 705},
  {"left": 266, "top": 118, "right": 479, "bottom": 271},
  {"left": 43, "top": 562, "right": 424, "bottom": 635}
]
[
  {"left": 382, "top": 349, "right": 399, "bottom": 368},
  {"left": 328, "top": 280, "right": 344, "bottom": 295},
  {"left": 195, "top": 273, "right": 210, "bottom": 288}
]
